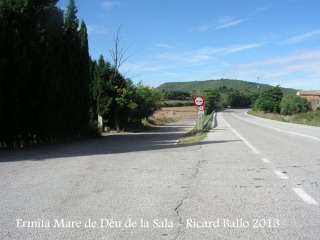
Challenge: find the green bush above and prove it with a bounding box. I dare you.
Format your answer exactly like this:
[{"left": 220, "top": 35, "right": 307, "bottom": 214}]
[
  {"left": 280, "top": 95, "right": 311, "bottom": 115},
  {"left": 228, "top": 92, "right": 251, "bottom": 107},
  {"left": 204, "top": 90, "right": 222, "bottom": 114},
  {"left": 253, "top": 86, "right": 283, "bottom": 113}
]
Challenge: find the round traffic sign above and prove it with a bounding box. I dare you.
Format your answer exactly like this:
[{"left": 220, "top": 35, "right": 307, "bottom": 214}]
[
  {"left": 194, "top": 96, "right": 204, "bottom": 106},
  {"left": 199, "top": 105, "right": 204, "bottom": 111}
]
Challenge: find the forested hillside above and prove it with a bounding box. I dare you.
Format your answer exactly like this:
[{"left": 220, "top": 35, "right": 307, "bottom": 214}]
[{"left": 157, "top": 79, "right": 297, "bottom": 95}]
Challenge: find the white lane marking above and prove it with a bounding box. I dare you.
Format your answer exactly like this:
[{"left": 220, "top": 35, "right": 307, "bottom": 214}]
[
  {"left": 262, "top": 158, "right": 270, "bottom": 163},
  {"left": 274, "top": 170, "right": 288, "bottom": 179},
  {"left": 292, "top": 188, "right": 319, "bottom": 205},
  {"left": 221, "top": 114, "right": 260, "bottom": 154},
  {"left": 231, "top": 113, "right": 320, "bottom": 141}
]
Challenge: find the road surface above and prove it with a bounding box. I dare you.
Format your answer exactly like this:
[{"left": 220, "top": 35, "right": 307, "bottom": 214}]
[{"left": 0, "top": 110, "right": 319, "bottom": 240}]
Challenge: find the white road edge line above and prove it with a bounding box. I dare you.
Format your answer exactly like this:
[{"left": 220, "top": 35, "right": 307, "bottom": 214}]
[
  {"left": 261, "top": 158, "right": 270, "bottom": 163},
  {"left": 274, "top": 170, "right": 288, "bottom": 179},
  {"left": 231, "top": 113, "right": 320, "bottom": 141},
  {"left": 221, "top": 114, "right": 260, "bottom": 154},
  {"left": 292, "top": 188, "right": 319, "bottom": 205}
]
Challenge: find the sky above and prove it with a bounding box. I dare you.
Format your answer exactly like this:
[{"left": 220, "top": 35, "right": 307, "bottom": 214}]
[{"left": 57, "top": 0, "right": 320, "bottom": 90}]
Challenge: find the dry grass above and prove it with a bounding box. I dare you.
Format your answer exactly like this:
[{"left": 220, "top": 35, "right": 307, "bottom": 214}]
[
  {"left": 144, "top": 106, "right": 197, "bottom": 126},
  {"left": 179, "top": 131, "right": 206, "bottom": 144},
  {"left": 178, "top": 114, "right": 213, "bottom": 144},
  {"left": 248, "top": 110, "right": 320, "bottom": 127},
  {"left": 155, "top": 106, "right": 198, "bottom": 118}
]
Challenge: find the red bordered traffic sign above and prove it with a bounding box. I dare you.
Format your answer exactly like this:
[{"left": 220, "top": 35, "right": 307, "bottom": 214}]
[
  {"left": 194, "top": 96, "right": 205, "bottom": 107},
  {"left": 198, "top": 105, "right": 204, "bottom": 111}
]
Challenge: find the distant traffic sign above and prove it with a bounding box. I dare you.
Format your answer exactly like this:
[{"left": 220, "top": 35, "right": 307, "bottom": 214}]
[{"left": 194, "top": 96, "right": 204, "bottom": 107}]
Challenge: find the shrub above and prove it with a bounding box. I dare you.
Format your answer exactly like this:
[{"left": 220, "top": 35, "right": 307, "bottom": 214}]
[
  {"left": 280, "top": 95, "right": 312, "bottom": 115},
  {"left": 253, "top": 86, "right": 283, "bottom": 113}
]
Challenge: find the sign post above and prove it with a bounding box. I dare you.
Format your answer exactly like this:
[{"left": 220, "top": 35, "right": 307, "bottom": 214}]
[{"left": 194, "top": 96, "right": 205, "bottom": 131}]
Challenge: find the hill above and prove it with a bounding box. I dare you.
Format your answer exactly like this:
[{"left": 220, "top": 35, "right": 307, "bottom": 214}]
[{"left": 157, "top": 79, "right": 297, "bottom": 95}]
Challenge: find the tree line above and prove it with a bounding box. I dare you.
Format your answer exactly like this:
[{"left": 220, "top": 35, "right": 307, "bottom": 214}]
[
  {"left": 0, "top": 0, "right": 161, "bottom": 149},
  {"left": 199, "top": 86, "right": 311, "bottom": 116},
  {"left": 90, "top": 56, "right": 162, "bottom": 131},
  {"left": 252, "top": 86, "right": 311, "bottom": 115}
]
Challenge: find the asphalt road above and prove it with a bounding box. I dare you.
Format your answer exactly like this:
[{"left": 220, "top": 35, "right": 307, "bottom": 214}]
[{"left": 0, "top": 110, "right": 319, "bottom": 240}]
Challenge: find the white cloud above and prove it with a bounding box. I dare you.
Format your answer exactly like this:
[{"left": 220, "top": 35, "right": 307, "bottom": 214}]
[
  {"left": 280, "top": 29, "right": 320, "bottom": 44},
  {"left": 122, "top": 42, "right": 266, "bottom": 86},
  {"left": 157, "top": 42, "right": 265, "bottom": 65},
  {"left": 193, "top": 23, "right": 214, "bottom": 32},
  {"left": 255, "top": 4, "right": 273, "bottom": 13},
  {"left": 87, "top": 24, "right": 108, "bottom": 35},
  {"left": 154, "top": 43, "right": 176, "bottom": 50},
  {"left": 225, "top": 42, "right": 266, "bottom": 53},
  {"left": 190, "top": 16, "right": 250, "bottom": 32},
  {"left": 101, "top": 1, "right": 120, "bottom": 9},
  {"left": 240, "top": 50, "right": 320, "bottom": 67},
  {"left": 232, "top": 49, "right": 320, "bottom": 89},
  {"left": 215, "top": 17, "right": 250, "bottom": 30},
  {"left": 123, "top": 61, "right": 169, "bottom": 73}
]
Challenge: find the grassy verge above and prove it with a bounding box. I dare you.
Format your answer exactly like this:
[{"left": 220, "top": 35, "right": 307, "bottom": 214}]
[
  {"left": 143, "top": 114, "right": 178, "bottom": 126},
  {"left": 179, "top": 114, "right": 214, "bottom": 144},
  {"left": 120, "top": 114, "right": 178, "bottom": 133},
  {"left": 248, "top": 110, "right": 320, "bottom": 127}
]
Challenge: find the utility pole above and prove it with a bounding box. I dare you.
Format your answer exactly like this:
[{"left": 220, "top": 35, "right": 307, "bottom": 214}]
[{"left": 257, "top": 76, "right": 260, "bottom": 91}]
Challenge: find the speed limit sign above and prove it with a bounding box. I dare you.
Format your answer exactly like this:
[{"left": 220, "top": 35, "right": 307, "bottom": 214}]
[{"left": 194, "top": 96, "right": 204, "bottom": 107}]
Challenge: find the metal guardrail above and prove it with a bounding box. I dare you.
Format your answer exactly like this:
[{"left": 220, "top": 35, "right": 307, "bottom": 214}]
[{"left": 201, "top": 111, "right": 216, "bottom": 132}]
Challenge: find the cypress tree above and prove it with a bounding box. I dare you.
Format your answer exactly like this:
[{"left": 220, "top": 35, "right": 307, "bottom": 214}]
[
  {"left": 0, "top": 0, "right": 92, "bottom": 148},
  {"left": 78, "top": 20, "right": 90, "bottom": 128},
  {"left": 89, "top": 58, "right": 98, "bottom": 121},
  {"left": 93, "top": 56, "right": 113, "bottom": 119},
  {"left": 61, "top": 0, "right": 82, "bottom": 136},
  {"left": 0, "top": 0, "right": 64, "bottom": 147}
]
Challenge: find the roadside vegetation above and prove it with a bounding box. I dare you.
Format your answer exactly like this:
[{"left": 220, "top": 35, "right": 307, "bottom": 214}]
[
  {"left": 249, "top": 85, "right": 319, "bottom": 126},
  {"left": 179, "top": 113, "right": 214, "bottom": 144},
  {"left": 162, "top": 85, "right": 318, "bottom": 129},
  {"left": 142, "top": 114, "right": 177, "bottom": 126},
  {"left": 249, "top": 110, "right": 320, "bottom": 127}
]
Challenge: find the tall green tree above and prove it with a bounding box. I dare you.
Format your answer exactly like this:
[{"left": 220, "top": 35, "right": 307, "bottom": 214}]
[
  {"left": 0, "top": 0, "right": 92, "bottom": 148},
  {"left": 93, "top": 55, "right": 113, "bottom": 121},
  {"left": 129, "top": 83, "right": 163, "bottom": 121},
  {"left": 204, "top": 90, "right": 221, "bottom": 114},
  {"left": 61, "top": 0, "right": 89, "bottom": 136},
  {"left": 0, "top": 0, "right": 64, "bottom": 147},
  {"left": 109, "top": 27, "right": 133, "bottom": 132},
  {"left": 89, "top": 58, "right": 97, "bottom": 121},
  {"left": 228, "top": 91, "right": 251, "bottom": 107},
  {"left": 78, "top": 20, "right": 90, "bottom": 127},
  {"left": 64, "top": 0, "right": 78, "bottom": 34}
]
